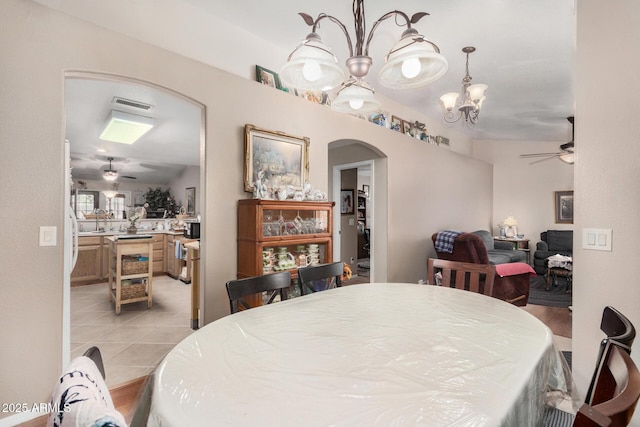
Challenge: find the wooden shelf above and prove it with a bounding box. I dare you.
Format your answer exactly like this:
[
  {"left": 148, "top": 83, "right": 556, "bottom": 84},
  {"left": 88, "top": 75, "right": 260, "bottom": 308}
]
[{"left": 106, "top": 236, "right": 153, "bottom": 315}]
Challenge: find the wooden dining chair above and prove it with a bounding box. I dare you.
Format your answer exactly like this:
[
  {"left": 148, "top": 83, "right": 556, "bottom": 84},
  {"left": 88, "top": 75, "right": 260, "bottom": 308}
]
[
  {"left": 225, "top": 271, "right": 291, "bottom": 314},
  {"left": 427, "top": 258, "right": 495, "bottom": 296},
  {"left": 544, "top": 340, "right": 640, "bottom": 427},
  {"left": 297, "top": 262, "right": 343, "bottom": 295},
  {"left": 585, "top": 306, "right": 637, "bottom": 404}
]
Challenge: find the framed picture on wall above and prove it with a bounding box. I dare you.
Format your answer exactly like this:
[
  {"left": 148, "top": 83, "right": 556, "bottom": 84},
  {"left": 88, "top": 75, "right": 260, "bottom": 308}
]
[
  {"left": 186, "top": 187, "right": 196, "bottom": 215},
  {"left": 341, "top": 189, "right": 354, "bottom": 215},
  {"left": 555, "top": 190, "right": 574, "bottom": 224},
  {"left": 244, "top": 124, "right": 310, "bottom": 193}
]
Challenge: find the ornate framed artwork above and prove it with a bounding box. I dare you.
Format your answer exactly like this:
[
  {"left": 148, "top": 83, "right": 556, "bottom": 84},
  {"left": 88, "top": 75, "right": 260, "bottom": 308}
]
[
  {"left": 555, "top": 190, "right": 574, "bottom": 224},
  {"left": 244, "top": 124, "right": 310, "bottom": 193},
  {"left": 255, "top": 65, "right": 282, "bottom": 89},
  {"left": 186, "top": 187, "right": 195, "bottom": 215},
  {"left": 341, "top": 189, "right": 354, "bottom": 215}
]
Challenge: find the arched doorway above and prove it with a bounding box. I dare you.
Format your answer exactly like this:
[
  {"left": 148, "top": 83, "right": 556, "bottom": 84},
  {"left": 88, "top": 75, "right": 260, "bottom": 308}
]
[
  {"left": 328, "top": 140, "right": 388, "bottom": 283},
  {"left": 63, "top": 71, "right": 206, "bottom": 387}
]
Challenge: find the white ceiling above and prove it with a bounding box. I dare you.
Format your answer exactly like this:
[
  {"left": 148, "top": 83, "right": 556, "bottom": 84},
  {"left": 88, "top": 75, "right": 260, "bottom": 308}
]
[{"left": 50, "top": 0, "right": 576, "bottom": 184}]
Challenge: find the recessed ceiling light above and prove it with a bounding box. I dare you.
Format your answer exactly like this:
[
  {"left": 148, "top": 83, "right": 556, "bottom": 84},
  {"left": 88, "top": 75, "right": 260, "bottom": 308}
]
[{"left": 99, "top": 110, "right": 154, "bottom": 144}]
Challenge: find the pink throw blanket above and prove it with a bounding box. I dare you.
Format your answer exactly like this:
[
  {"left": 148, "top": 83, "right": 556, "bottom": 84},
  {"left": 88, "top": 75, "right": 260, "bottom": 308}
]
[{"left": 495, "top": 262, "right": 536, "bottom": 277}]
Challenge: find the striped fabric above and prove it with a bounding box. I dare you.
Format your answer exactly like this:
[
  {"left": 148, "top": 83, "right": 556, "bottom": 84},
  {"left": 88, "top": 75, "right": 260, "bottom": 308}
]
[{"left": 542, "top": 406, "right": 574, "bottom": 427}]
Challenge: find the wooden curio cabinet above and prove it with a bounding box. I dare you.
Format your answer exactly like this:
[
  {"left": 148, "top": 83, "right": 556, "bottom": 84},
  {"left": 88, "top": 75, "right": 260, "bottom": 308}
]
[{"left": 237, "top": 199, "right": 334, "bottom": 280}]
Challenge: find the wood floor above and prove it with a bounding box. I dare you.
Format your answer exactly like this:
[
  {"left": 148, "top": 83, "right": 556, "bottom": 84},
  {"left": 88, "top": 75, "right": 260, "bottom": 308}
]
[{"left": 18, "top": 296, "right": 570, "bottom": 427}]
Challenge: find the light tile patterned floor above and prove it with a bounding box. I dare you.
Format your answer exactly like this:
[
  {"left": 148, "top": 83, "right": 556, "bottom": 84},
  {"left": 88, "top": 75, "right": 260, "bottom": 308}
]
[{"left": 70, "top": 276, "right": 193, "bottom": 387}]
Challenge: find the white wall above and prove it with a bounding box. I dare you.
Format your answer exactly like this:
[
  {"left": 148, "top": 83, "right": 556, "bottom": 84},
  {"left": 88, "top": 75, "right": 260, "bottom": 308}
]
[
  {"left": 169, "top": 165, "right": 200, "bottom": 213},
  {"left": 0, "top": 1, "right": 494, "bottom": 419},
  {"left": 574, "top": 3, "right": 640, "bottom": 425},
  {"left": 474, "top": 139, "right": 574, "bottom": 240}
]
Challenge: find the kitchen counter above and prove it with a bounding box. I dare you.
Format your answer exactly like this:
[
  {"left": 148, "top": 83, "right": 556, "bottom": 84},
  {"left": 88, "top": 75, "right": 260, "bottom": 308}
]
[{"left": 78, "top": 230, "right": 185, "bottom": 237}]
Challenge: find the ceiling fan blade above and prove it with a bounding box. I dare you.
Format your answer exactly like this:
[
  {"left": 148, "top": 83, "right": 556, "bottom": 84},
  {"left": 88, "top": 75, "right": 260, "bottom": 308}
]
[
  {"left": 121, "top": 175, "right": 137, "bottom": 180},
  {"left": 519, "top": 152, "right": 562, "bottom": 158},
  {"left": 529, "top": 155, "right": 560, "bottom": 165}
]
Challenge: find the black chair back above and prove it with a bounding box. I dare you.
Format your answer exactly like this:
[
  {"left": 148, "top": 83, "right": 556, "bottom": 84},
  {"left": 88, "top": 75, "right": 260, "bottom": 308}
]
[
  {"left": 297, "top": 262, "right": 343, "bottom": 295},
  {"left": 586, "top": 306, "right": 637, "bottom": 404},
  {"left": 226, "top": 272, "right": 291, "bottom": 314}
]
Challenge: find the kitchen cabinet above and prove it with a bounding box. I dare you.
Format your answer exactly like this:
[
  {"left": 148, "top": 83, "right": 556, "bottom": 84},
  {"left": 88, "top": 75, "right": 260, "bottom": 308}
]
[
  {"left": 106, "top": 236, "right": 153, "bottom": 315},
  {"left": 166, "top": 233, "right": 195, "bottom": 280},
  {"left": 237, "top": 199, "right": 334, "bottom": 283},
  {"left": 151, "top": 234, "right": 165, "bottom": 274},
  {"left": 72, "top": 236, "right": 102, "bottom": 285}
]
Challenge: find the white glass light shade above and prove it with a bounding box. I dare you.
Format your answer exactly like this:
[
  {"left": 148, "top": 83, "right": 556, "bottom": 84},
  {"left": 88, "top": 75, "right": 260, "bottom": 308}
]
[
  {"left": 103, "top": 171, "right": 118, "bottom": 181},
  {"left": 102, "top": 190, "right": 118, "bottom": 199},
  {"left": 466, "top": 84, "right": 488, "bottom": 105},
  {"left": 280, "top": 34, "right": 345, "bottom": 91},
  {"left": 559, "top": 152, "right": 575, "bottom": 164},
  {"left": 379, "top": 30, "right": 448, "bottom": 89},
  {"left": 331, "top": 82, "right": 381, "bottom": 114},
  {"left": 99, "top": 110, "right": 154, "bottom": 145},
  {"left": 439, "top": 93, "right": 459, "bottom": 111}
]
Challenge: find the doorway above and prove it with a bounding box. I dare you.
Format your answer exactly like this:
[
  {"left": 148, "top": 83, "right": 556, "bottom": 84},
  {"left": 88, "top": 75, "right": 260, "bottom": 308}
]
[{"left": 62, "top": 71, "right": 206, "bottom": 387}]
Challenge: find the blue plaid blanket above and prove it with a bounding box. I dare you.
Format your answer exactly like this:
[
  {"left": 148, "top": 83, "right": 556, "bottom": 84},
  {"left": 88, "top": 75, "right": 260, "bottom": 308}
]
[{"left": 434, "top": 230, "right": 462, "bottom": 253}]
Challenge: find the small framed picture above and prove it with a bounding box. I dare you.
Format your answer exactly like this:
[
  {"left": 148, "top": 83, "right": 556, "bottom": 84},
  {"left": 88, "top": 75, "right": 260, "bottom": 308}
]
[
  {"left": 555, "top": 190, "right": 574, "bottom": 224},
  {"left": 186, "top": 187, "right": 196, "bottom": 215},
  {"left": 402, "top": 120, "right": 413, "bottom": 136},
  {"left": 340, "top": 189, "right": 355, "bottom": 215},
  {"left": 255, "top": 65, "right": 282, "bottom": 89},
  {"left": 391, "top": 115, "right": 403, "bottom": 132}
]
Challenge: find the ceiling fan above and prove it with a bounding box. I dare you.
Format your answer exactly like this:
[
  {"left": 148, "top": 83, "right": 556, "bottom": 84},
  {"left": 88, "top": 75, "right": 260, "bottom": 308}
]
[
  {"left": 519, "top": 116, "right": 575, "bottom": 164},
  {"left": 103, "top": 156, "right": 137, "bottom": 180}
]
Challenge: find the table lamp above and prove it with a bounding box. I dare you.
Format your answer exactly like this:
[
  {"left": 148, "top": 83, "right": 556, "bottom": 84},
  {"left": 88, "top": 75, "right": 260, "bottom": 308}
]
[{"left": 503, "top": 215, "right": 518, "bottom": 238}]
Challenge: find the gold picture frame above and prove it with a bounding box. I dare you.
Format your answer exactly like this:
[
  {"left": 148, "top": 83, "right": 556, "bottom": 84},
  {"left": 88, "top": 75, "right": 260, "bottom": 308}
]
[{"left": 244, "top": 124, "right": 310, "bottom": 193}]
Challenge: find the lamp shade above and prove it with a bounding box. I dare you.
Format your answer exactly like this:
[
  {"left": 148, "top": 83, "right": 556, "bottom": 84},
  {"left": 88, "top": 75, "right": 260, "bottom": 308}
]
[
  {"left": 102, "top": 190, "right": 118, "bottom": 199},
  {"left": 379, "top": 29, "right": 448, "bottom": 89},
  {"left": 503, "top": 216, "right": 518, "bottom": 227},
  {"left": 331, "top": 81, "right": 381, "bottom": 114},
  {"left": 280, "top": 33, "right": 345, "bottom": 91},
  {"left": 466, "top": 84, "right": 488, "bottom": 105},
  {"left": 439, "top": 92, "right": 459, "bottom": 111}
]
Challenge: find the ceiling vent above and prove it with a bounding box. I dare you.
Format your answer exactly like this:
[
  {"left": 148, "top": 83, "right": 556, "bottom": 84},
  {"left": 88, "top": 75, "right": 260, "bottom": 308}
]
[{"left": 112, "top": 96, "right": 153, "bottom": 111}]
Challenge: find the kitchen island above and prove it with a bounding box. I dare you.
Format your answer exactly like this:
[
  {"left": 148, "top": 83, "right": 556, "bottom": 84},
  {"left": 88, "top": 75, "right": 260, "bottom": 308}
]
[{"left": 106, "top": 235, "right": 154, "bottom": 314}]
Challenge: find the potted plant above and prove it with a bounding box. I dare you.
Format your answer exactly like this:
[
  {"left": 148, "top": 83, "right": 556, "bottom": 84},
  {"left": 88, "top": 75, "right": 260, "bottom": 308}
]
[{"left": 143, "top": 187, "right": 178, "bottom": 218}]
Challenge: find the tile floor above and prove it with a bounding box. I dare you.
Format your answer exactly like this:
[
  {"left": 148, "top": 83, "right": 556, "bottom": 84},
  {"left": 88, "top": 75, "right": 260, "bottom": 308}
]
[{"left": 71, "top": 276, "right": 193, "bottom": 387}]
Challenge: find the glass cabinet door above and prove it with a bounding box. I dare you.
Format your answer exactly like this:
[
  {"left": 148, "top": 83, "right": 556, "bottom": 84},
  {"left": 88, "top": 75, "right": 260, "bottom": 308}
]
[{"left": 262, "top": 208, "right": 329, "bottom": 238}]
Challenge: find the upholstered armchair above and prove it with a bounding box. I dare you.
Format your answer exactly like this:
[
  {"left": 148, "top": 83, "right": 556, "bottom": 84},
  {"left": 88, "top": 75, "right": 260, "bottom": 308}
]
[{"left": 533, "top": 230, "right": 573, "bottom": 274}]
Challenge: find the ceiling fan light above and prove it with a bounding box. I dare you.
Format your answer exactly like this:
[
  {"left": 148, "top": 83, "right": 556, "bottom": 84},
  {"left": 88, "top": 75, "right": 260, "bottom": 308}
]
[
  {"left": 103, "top": 170, "right": 118, "bottom": 181},
  {"left": 280, "top": 33, "right": 345, "bottom": 91},
  {"left": 467, "top": 84, "right": 488, "bottom": 105},
  {"left": 559, "top": 152, "right": 575, "bottom": 164},
  {"left": 379, "top": 29, "right": 448, "bottom": 89},
  {"left": 331, "top": 80, "right": 381, "bottom": 114},
  {"left": 439, "top": 93, "right": 459, "bottom": 111},
  {"left": 99, "top": 110, "right": 154, "bottom": 144}
]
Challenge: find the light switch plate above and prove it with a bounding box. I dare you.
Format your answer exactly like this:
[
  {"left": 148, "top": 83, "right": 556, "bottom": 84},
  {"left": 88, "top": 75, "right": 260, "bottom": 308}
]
[
  {"left": 582, "top": 228, "right": 612, "bottom": 251},
  {"left": 39, "top": 226, "right": 57, "bottom": 247}
]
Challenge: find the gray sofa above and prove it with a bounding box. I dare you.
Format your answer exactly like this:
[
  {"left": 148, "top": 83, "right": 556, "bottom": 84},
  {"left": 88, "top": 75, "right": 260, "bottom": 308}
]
[
  {"left": 533, "top": 230, "right": 573, "bottom": 274},
  {"left": 473, "top": 230, "right": 527, "bottom": 264}
]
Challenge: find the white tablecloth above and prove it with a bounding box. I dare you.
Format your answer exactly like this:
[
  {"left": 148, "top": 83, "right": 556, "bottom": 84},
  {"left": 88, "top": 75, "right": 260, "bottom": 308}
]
[{"left": 145, "top": 283, "right": 556, "bottom": 426}]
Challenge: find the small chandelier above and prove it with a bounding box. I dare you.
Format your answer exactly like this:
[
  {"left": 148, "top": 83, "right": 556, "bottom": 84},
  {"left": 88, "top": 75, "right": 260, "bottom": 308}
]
[
  {"left": 440, "top": 46, "right": 487, "bottom": 125},
  {"left": 103, "top": 157, "right": 118, "bottom": 181},
  {"left": 280, "top": 0, "right": 448, "bottom": 113}
]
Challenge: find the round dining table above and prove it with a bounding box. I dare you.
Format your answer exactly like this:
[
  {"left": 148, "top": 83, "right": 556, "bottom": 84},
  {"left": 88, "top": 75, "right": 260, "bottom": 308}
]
[{"left": 140, "top": 283, "right": 562, "bottom": 426}]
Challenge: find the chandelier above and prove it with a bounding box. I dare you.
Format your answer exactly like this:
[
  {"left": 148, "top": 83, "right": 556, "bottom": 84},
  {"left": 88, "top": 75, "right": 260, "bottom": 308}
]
[
  {"left": 280, "top": 0, "right": 448, "bottom": 114},
  {"left": 440, "top": 47, "right": 487, "bottom": 125}
]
